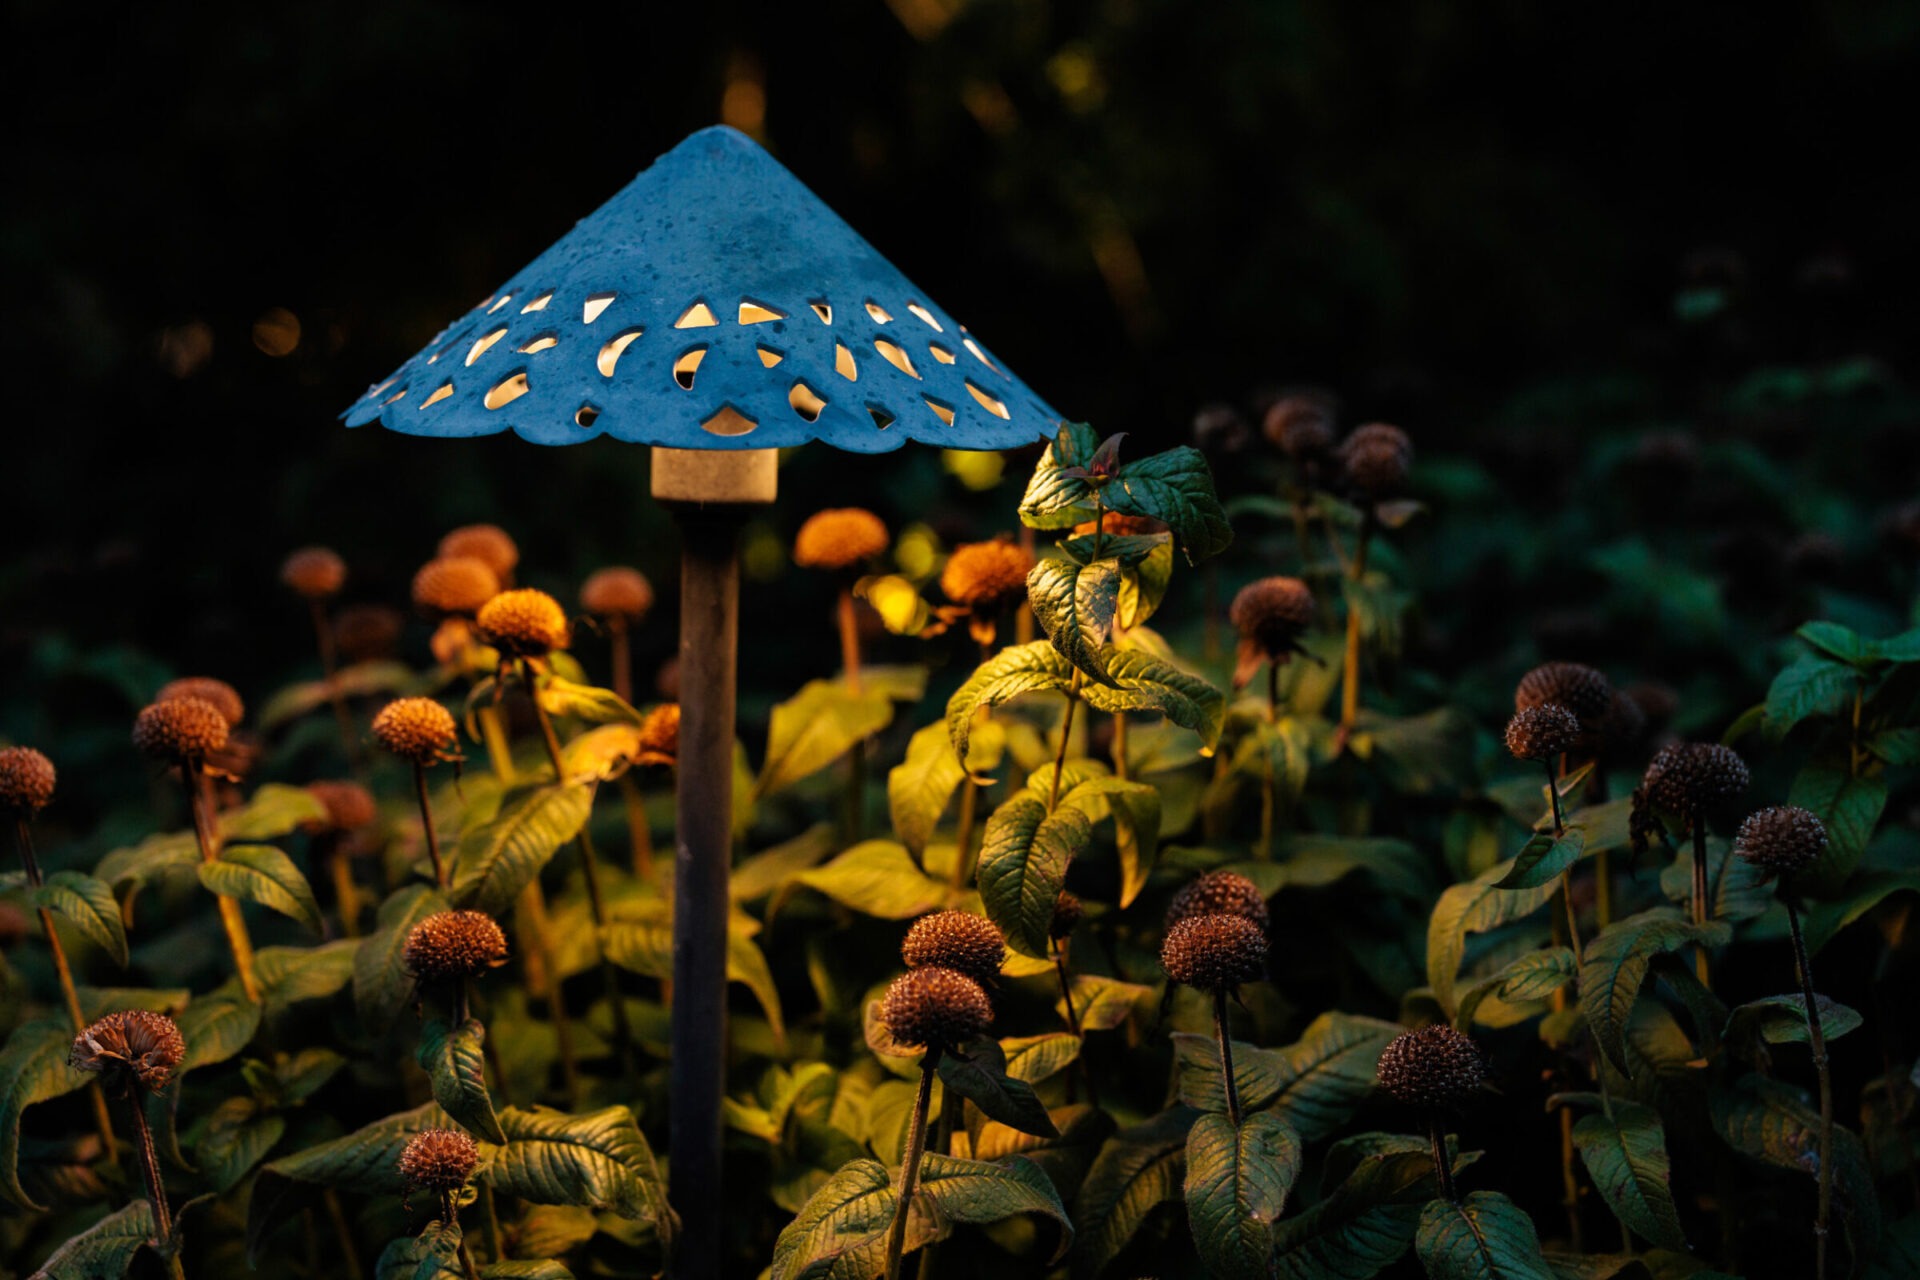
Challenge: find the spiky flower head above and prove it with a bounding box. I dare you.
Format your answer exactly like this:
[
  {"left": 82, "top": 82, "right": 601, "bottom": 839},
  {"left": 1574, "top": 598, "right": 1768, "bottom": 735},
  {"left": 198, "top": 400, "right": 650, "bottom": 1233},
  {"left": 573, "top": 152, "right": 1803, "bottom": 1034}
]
[
  {"left": 901, "top": 912, "right": 1006, "bottom": 987},
  {"left": 1644, "top": 742, "right": 1750, "bottom": 816},
  {"left": 372, "top": 697, "right": 460, "bottom": 765},
  {"left": 0, "top": 746, "right": 56, "bottom": 815},
  {"left": 1192, "top": 403, "right": 1250, "bottom": 454},
  {"left": 1338, "top": 423, "right": 1413, "bottom": 495},
  {"left": 404, "top": 910, "right": 509, "bottom": 982},
  {"left": 132, "top": 697, "right": 230, "bottom": 763},
  {"left": 793, "top": 508, "right": 889, "bottom": 571},
  {"left": 476, "top": 588, "right": 571, "bottom": 657},
  {"left": 157, "top": 677, "right": 245, "bottom": 728},
  {"left": 1505, "top": 704, "right": 1582, "bottom": 762},
  {"left": 1376, "top": 1024, "right": 1488, "bottom": 1110},
  {"left": 398, "top": 1128, "right": 481, "bottom": 1193},
  {"left": 1230, "top": 577, "right": 1315, "bottom": 659},
  {"left": 880, "top": 966, "right": 993, "bottom": 1050},
  {"left": 1161, "top": 914, "right": 1268, "bottom": 991},
  {"left": 281, "top": 546, "right": 346, "bottom": 599},
  {"left": 580, "top": 566, "right": 654, "bottom": 621},
  {"left": 70, "top": 1010, "right": 186, "bottom": 1093},
  {"left": 1262, "top": 393, "right": 1336, "bottom": 459},
  {"left": 1049, "top": 891, "right": 1084, "bottom": 940},
  {"left": 1515, "top": 661, "right": 1614, "bottom": 727},
  {"left": 1735, "top": 806, "right": 1829, "bottom": 878},
  {"left": 438, "top": 524, "right": 519, "bottom": 580},
  {"left": 412, "top": 556, "right": 501, "bottom": 617},
  {"left": 941, "top": 540, "right": 1035, "bottom": 610},
  {"left": 304, "top": 780, "right": 378, "bottom": 834},
  {"left": 334, "top": 604, "right": 405, "bottom": 663},
  {"left": 1167, "top": 870, "right": 1270, "bottom": 932}
]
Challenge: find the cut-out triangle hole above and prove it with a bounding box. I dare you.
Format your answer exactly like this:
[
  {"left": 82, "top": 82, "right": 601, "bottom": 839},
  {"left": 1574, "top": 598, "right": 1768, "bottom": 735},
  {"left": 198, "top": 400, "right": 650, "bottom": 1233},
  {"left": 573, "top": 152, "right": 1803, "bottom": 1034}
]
[
  {"left": 701, "top": 404, "right": 758, "bottom": 436},
  {"left": 466, "top": 327, "right": 508, "bottom": 367},
  {"left": 519, "top": 333, "right": 558, "bottom": 354},
  {"left": 907, "top": 303, "right": 943, "bottom": 332},
  {"left": 521, "top": 292, "right": 553, "bottom": 314},
  {"left": 966, "top": 381, "right": 1010, "bottom": 419},
  {"left": 868, "top": 405, "right": 895, "bottom": 430},
  {"left": 834, "top": 343, "right": 858, "bottom": 381},
  {"left": 583, "top": 293, "right": 617, "bottom": 324},
  {"left": 597, "top": 329, "right": 643, "bottom": 377},
  {"left": 674, "top": 346, "right": 709, "bottom": 389},
  {"left": 383, "top": 385, "right": 410, "bottom": 405},
  {"left": 929, "top": 343, "right": 956, "bottom": 364},
  {"left": 757, "top": 345, "right": 784, "bottom": 368},
  {"left": 738, "top": 299, "right": 786, "bottom": 325},
  {"left": 488, "top": 295, "right": 515, "bottom": 315},
  {"left": 963, "top": 336, "right": 1001, "bottom": 375},
  {"left": 484, "top": 372, "right": 530, "bottom": 410},
  {"left": 675, "top": 301, "right": 719, "bottom": 329},
  {"left": 789, "top": 381, "right": 827, "bottom": 422},
  {"left": 874, "top": 338, "right": 918, "bottom": 379},
  {"left": 576, "top": 404, "right": 601, "bottom": 428},
  {"left": 810, "top": 301, "right": 833, "bottom": 324},
  {"left": 421, "top": 382, "right": 454, "bottom": 409},
  {"left": 865, "top": 301, "right": 892, "bottom": 324},
  {"left": 924, "top": 397, "right": 955, "bottom": 426}
]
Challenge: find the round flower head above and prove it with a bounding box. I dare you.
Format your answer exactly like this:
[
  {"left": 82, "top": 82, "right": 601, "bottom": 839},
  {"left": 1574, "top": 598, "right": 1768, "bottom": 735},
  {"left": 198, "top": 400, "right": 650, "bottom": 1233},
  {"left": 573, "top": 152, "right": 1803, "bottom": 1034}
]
[
  {"left": 334, "top": 604, "right": 405, "bottom": 664},
  {"left": 1230, "top": 577, "right": 1315, "bottom": 659},
  {"left": 1735, "top": 805, "right": 1829, "bottom": 878},
  {"left": 438, "top": 524, "right": 519, "bottom": 580},
  {"left": 1049, "top": 891, "right": 1084, "bottom": 941},
  {"left": 157, "top": 676, "right": 245, "bottom": 728},
  {"left": 1262, "top": 394, "right": 1336, "bottom": 459},
  {"left": 941, "top": 540, "right": 1035, "bottom": 610},
  {"left": 304, "top": 780, "right": 378, "bottom": 834},
  {"left": 404, "top": 910, "right": 510, "bottom": 982},
  {"left": 1515, "top": 661, "right": 1613, "bottom": 728},
  {"left": 1377, "top": 1024, "right": 1488, "bottom": 1110},
  {"left": 476, "top": 588, "right": 571, "bottom": 657},
  {"left": 412, "top": 556, "right": 501, "bottom": 617},
  {"left": 1161, "top": 914, "right": 1268, "bottom": 991},
  {"left": 793, "top": 508, "right": 889, "bottom": 571},
  {"left": 372, "top": 697, "right": 460, "bottom": 765},
  {"left": 901, "top": 912, "right": 1006, "bottom": 987},
  {"left": 70, "top": 1010, "right": 186, "bottom": 1093},
  {"left": 1338, "top": 423, "right": 1413, "bottom": 496},
  {"left": 1167, "top": 870, "right": 1270, "bottom": 932},
  {"left": 1505, "top": 704, "right": 1582, "bottom": 762},
  {"left": 398, "top": 1128, "right": 481, "bottom": 1193},
  {"left": 0, "top": 746, "right": 56, "bottom": 815},
  {"left": 132, "top": 697, "right": 230, "bottom": 763},
  {"left": 580, "top": 566, "right": 654, "bottom": 621},
  {"left": 1191, "top": 403, "right": 1250, "bottom": 454},
  {"left": 1644, "top": 742, "right": 1750, "bottom": 816},
  {"left": 281, "top": 546, "right": 346, "bottom": 599},
  {"left": 881, "top": 967, "right": 993, "bottom": 1051}
]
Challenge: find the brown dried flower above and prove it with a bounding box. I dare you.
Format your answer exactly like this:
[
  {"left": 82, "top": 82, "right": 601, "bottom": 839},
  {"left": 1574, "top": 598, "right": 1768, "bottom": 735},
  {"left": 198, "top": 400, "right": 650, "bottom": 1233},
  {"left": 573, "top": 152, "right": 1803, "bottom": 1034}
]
[
  {"left": 1734, "top": 805, "right": 1829, "bottom": 878},
  {"left": 941, "top": 540, "right": 1035, "bottom": 610},
  {"left": 398, "top": 1128, "right": 481, "bottom": 1192},
  {"left": 580, "top": 566, "right": 654, "bottom": 621},
  {"left": 1515, "top": 661, "right": 1613, "bottom": 728},
  {"left": 304, "top": 780, "right": 378, "bottom": 834},
  {"left": 1505, "top": 704, "right": 1582, "bottom": 762},
  {"left": 438, "top": 524, "right": 519, "bottom": 580},
  {"left": 1167, "top": 870, "right": 1270, "bottom": 932},
  {"left": 901, "top": 912, "right": 1006, "bottom": 987},
  {"left": 413, "top": 556, "right": 501, "bottom": 617},
  {"left": 1230, "top": 577, "right": 1315, "bottom": 661},
  {"left": 1049, "top": 891, "right": 1084, "bottom": 940},
  {"left": 880, "top": 966, "right": 994, "bottom": 1050},
  {"left": 0, "top": 746, "right": 56, "bottom": 814},
  {"left": 1338, "top": 423, "right": 1413, "bottom": 496},
  {"left": 1161, "top": 914, "right": 1268, "bottom": 991},
  {"left": 132, "top": 697, "right": 231, "bottom": 763},
  {"left": 334, "top": 604, "right": 405, "bottom": 664},
  {"left": 372, "top": 698, "right": 460, "bottom": 765},
  {"left": 157, "top": 677, "right": 245, "bottom": 728},
  {"left": 1376, "top": 1024, "right": 1488, "bottom": 1110},
  {"left": 281, "top": 547, "right": 346, "bottom": 599},
  {"left": 793, "top": 508, "right": 889, "bottom": 570},
  {"left": 1262, "top": 393, "right": 1337, "bottom": 459},
  {"left": 70, "top": 1010, "right": 186, "bottom": 1093},
  {"left": 1644, "top": 742, "right": 1750, "bottom": 817},
  {"left": 476, "top": 588, "right": 571, "bottom": 657},
  {"left": 404, "top": 910, "right": 509, "bottom": 982}
]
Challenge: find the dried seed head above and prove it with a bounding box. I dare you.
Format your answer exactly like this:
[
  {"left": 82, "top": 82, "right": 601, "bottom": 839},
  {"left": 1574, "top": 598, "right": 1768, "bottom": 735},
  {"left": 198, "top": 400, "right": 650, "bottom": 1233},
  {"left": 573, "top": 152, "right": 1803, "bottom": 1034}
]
[
  {"left": 636, "top": 703, "right": 680, "bottom": 766},
  {"left": 1161, "top": 914, "right": 1269, "bottom": 991},
  {"left": 132, "top": 697, "right": 230, "bottom": 763},
  {"left": 476, "top": 588, "right": 571, "bottom": 657},
  {"left": 580, "top": 566, "right": 654, "bottom": 621},
  {"left": 70, "top": 1010, "right": 186, "bottom": 1093},
  {"left": 1049, "top": 891, "right": 1084, "bottom": 940},
  {"left": 412, "top": 556, "right": 501, "bottom": 617},
  {"left": 1338, "top": 423, "right": 1413, "bottom": 495},
  {"left": 304, "top": 780, "right": 378, "bottom": 834},
  {"left": 1262, "top": 394, "right": 1336, "bottom": 459},
  {"left": 880, "top": 966, "right": 993, "bottom": 1050},
  {"left": 1505, "top": 704, "right": 1582, "bottom": 762},
  {"left": 1166, "top": 870, "right": 1270, "bottom": 932},
  {"left": 1644, "top": 742, "right": 1750, "bottom": 816},
  {"left": 438, "top": 524, "right": 519, "bottom": 580},
  {"left": 1376, "top": 1024, "right": 1488, "bottom": 1110},
  {"left": 404, "top": 910, "right": 509, "bottom": 982},
  {"left": 1192, "top": 403, "right": 1250, "bottom": 454},
  {"left": 793, "top": 508, "right": 889, "bottom": 570},
  {"left": 157, "top": 677, "right": 245, "bottom": 728},
  {"left": 334, "top": 604, "right": 405, "bottom": 664},
  {"left": 281, "top": 546, "right": 346, "bottom": 599},
  {"left": 398, "top": 1128, "right": 481, "bottom": 1192},
  {"left": 372, "top": 697, "right": 459, "bottom": 765},
  {"left": 0, "top": 746, "right": 56, "bottom": 814},
  {"left": 1069, "top": 512, "right": 1167, "bottom": 539},
  {"left": 1229, "top": 577, "right": 1315, "bottom": 658},
  {"left": 1734, "top": 805, "right": 1828, "bottom": 878},
  {"left": 1515, "top": 661, "right": 1614, "bottom": 727},
  {"left": 940, "top": 540, "right": 1035, "bottom": 610},
  {"left": 901, "top": 912, "right": 1006, "bottom": 986}
]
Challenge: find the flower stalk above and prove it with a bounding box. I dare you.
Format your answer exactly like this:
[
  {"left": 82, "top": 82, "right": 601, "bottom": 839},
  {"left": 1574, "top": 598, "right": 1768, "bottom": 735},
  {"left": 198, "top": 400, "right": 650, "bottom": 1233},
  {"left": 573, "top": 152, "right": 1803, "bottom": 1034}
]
[{"left": 884, "top": 1048, "right": 940, "bottom": 1280}]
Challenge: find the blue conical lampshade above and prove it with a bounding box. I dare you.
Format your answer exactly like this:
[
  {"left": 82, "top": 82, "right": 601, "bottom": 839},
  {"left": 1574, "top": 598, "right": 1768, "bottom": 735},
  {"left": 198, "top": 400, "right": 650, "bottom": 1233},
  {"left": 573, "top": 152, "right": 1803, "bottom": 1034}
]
[{"left": 344, "top": 126, "right": 1059, "bottom": 454}]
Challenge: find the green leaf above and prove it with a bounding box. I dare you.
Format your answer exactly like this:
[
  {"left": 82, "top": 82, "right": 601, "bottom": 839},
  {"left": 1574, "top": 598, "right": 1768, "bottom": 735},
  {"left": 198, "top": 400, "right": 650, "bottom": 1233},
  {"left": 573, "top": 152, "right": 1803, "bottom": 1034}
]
[
  {"left": 1184, "top": 1111, "right": 1301, "bottom": 1280},
  {"left": 1058, "top": 974, "right": 1153, "bottom": 1032},
  {"left": 1173, "top": 1013, "right": 1400, "bottom": 1142},
  {"left": 1788, "top": 762, "right": 1887, "bottom": 893},
  {"left": 1456, "top": 949, "right": 1577, "bottom": 1031},
  {"left": 28, "top": 1200, "right": 155, "bottom": 1278},
  {"left": 1117, "top": 536, "right": 1176, "bottom": 628},
  {"left": 1272, "top": 1133, "right": 1456, "bottom": 1280},
  {"left": 770, "top": 1158, "right": 906, "bottom": 1280},
  {"left": 938, "top": 1037, "right": 1059, "bottom": 1138},
  {"left": 177, "top": 992, "right": 264, "bottom": 1075},
  {"left": 1027, "top": 556, "right": 1124, "bottom": 685},
  {"left": 355, "top": 886, "right": 450, "bottom": 1033},
  {"left": 198, "top": 843, "right": 322, "bottom": 933},
  {"left": 195, "top": 1096, "right": 288, "bottom": 1192},
  {"left": 1496, "top": 829, "right": 1586, "bottom": 890},
  {"left": 1657, "top": 842, "right": 1775, "bottom": 924},
  {"left": 254, "top": 940, "right": 358, "bottom": 1008},
  {"left": 945, "top": 642, "right": 1074, "bottom": 762},
  {"left": 261, "top": 660, "right": 420, "bottom": 730},
  {"left": 1017, "top": 422, "right": 1104, "bottom": 529},
  {"left": 1562, "top": 1098, "right": 1686, "bottom": 1248},
  {"left": 756, "top": 678, "right": 895, "bottom": 798},
  {"left": 1078, "top": 648, "right": 1228, "bottom": 750},
  {"left": 1763, "top": 654, "right": 1855, "bottom": 738},
  {"left": 599, "top": 917, "right": 786, "bottom": 1039},
  {"left": 1712, "top": 1074, "right": 1881, "bottom": 1257},
  {"left": 418, "top": 1017, "right": 507, "bottom": 1144},
  {"left": 451, "top": 782, "right": 594, "bottom": 916},
  {"left": 1797, "top": 620, "right": 1875, "bottom": 667},
  {"left": 1582, "top": 910, "right": 1732, "bottom": 1075},
  {"left": 1724, "top": 994, "right": 1862, "bottom": 1048},
  {"left": 221, "top": 783, "right": 331, "bottom": 841},
  {"left": 250, "top": 1104, "right": 453, "bottom": 1262},
  {"left": 917, "top": 1152, "right": 1073, "bottom": 1261},
  {"left": 1415, "top": 1191, "right": 1554, "bottom": 1280},
  {"left": 976, "top": 794, "right": 1092, "bottom": 957},
  {"left": 1000, "top": 1033, "right": 1081, "bottom": 1086},
  {"left": 1802, "top": 868, "right": 1920, "bottom": 953},
  {"left": 792, "top": 840, "right": 949, "bottom": 920},
  {"left": 535, "top": 676, "right": 643, "bottom": 726},
  {"left": 1073, "top": 1108, "right": 1193, "bottom": 1276},
  {"left": 1428, "top": 864, "right": 1560, "bottom": 1016},
  {"left": 887, "top": 721, "right": 1005, "bottom": 859},
  {"left": 0, "top": 1020, "right": 89, "bottom": 1209},
  {"left": 1867, "top": 727, "right": 1920, "bottom": 766},
  {"left": 483, "top": 1105, "right": 670, "bottom": 1227},
  {"left": 34, "top": 870, "right": 129, "bottom": 966},
  {"left": 1056, "top": 774, "right": 1162, "bottom": 908},
  {"left": 1106, "top": 447, "right": 1234, "bottom": 564},
  {"left": 93, "top": 831, "right": 198, "bottom": 895}
]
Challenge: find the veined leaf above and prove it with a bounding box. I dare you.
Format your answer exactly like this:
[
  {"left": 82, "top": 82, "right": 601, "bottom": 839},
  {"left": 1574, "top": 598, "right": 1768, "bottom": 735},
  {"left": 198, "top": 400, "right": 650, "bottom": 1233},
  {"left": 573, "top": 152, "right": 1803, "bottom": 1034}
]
[
  {"left": 1495, "top": 828, "right": 1586, "bottom": 890},
  {"left": 938, "top": 1037, "right": 1057, "bottom": 1138},
  {"left": 1724, "top": 994, "right": 1861, "bottom": 1048},
  {"left": 976, "top": 794, "right": 1092, "bottom": 957},
  {"left": 355, "top": 886, "right": 450, "bottom": 1033},
  {"left": 1582, "top": 910, "right": 1731, "bottom": 1074},
  {"left": 1184, "top": 1111, "right": 1301, "bottom": 1280},
  {"left": 1058, "top": 974, "right": 1153, "bottom": 1032},
  {"left": 199, "top": 844, "right": 322, "bottom": 933},
  {"left": 1558, "top": 1096, "right": 1686, "bottom": 1249},
  {"left": 1788, "top": 761, "right": 1887, "bottom": 894},
  {"left": 0, "top": 1020, "right": 90, "bottom": 1210},
  {"left": 1172, "top": 1013, "right": 1400, "bottom": 1142},
  {"left": 756, "top": 678, "right": 895, "bottom": 799},
  {"left": 1105, "top": 446, "right": 1234, "bottom": 564},
  {"left": 195, "top": 1096, "right": 287, "bottom": 1193},
  {"left": 483, "top": 1105, "right": 670, "bottom": 1227},
  {"left": 28, "top": 1200, "right": 155, "bottom": 1278},
  {"left": 888, "top": 721, "right": 1005, "bottom": 859},
  {"left": 34, "top": 870, "right": 129, "bottom": 967},
  {"left": 451, "top": 783, "right": 594, "bottom": 916},
  {"left": 1017, "top": 422, "right": 1105, "bottom": 529},
  {"left": 1428, "top": 863, "right": 1559, "bottom": 1015},
  {"left": 536, "top": 676, "right": 642, "bottom": 726},
  {"left": 917, "top": 1152, "right": 1073, "bottom": 1261},
  {"left": 1028, "top": 556, "right": 1124, "bottom": 686},
  {"left": 945, "top": 642, "right": 1075, "bottom": 762},
  {"left": 418, "top": 1018, "right": 506, "bottom": 1144},
  {"left": 1000, "top": 1033, "right": 1081, "bottom": 1086},
  {"left": 254, "top": 940, "right": 358, "bottom": 1009},
  {"left": 1712, "top": 1074, "right": 1881, "bottom": 1258},
  {"left": 221, "top": 783, "right": 331, "bottom": 842},
  {"left": 599, "top": 918, "right": 786, "bottom": 1041},
  {"left": 1273, "top": 1133, "right": 1461, "bottom": 1280},
  {"left": 1763, "top": 654, "right": 1854, "bottom": 739},
  {"left": 1456, "top": 949, "right": 1577, "bottom": 1031},
  {"left": 770, "top": 1158, "right": 913, "bottom": 1280},
  {"left": 1078, "top": 648, "right": 1227, "bottom": 750},
  {"left": 792, "top": 840, "right": 949, "bottom": 920},
  {"left": 249, "top": 1104, "right": 455, "bottom": 1262},
  {"left": 1415, "top": 1191, "right": 1554, "bottom": 1280},
  {"left": 1056, "top": 774, "right": 1162, "bottom": 908},
  {"left": 1074, "top": 1108, "right": 1194, "bottom": 1276}
]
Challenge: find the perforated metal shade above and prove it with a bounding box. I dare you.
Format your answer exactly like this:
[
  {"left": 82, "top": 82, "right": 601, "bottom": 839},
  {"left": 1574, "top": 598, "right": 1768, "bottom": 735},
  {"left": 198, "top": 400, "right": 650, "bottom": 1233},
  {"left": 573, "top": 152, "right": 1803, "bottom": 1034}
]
[{"left": 343, "top": 126, "right": 1059, "bottom": 454}]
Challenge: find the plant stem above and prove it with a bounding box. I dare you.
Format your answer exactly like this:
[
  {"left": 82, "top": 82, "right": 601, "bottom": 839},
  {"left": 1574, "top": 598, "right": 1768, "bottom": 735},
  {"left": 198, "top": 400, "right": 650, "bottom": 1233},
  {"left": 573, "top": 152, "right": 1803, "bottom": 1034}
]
[
  {"left": 329, "top": 849, "right": 361, "bottom": 938},
  {"left": 1336, "top": 514, "right": 1374, "bottom": 748},
  {"left": 1429, "top": 1114, "right": 1458, "bottom": 1204},
  {"left": 950, "top": 777, "right": 980, "bottom": 897},
  {"left": 457, "top": 1237, "right": 482, "bottom": 1280},
  {"left": 1544, "top": 760, "right": 1566, "bottom": 836},
  {"left": 128, "top": 1090, "right": 174, "bottom": 1255},
  {"left": 413, "top": 763, "right": 447, "bottom": 890},
  {"left": 620, "top": 774, "right": 653, "bottom": 880},
  {"left": 884, "top": 1049, "right": 941, "bottom": 1280},
  {"left": 1053, "top": 939, "right": 1100, "bottom": 1110},
  {"left": 1691, "top": 816, "right": 1711, "bottom": 986},
  {"left": 1213, "top": 987, "right": 1242, "bottom": 1128},
  {"left": 1262, "top": 661, "right": 1283, "bottom": 859},
  {"left": 322, "top": 1188, "right": 365, "bottom": 1280},
  {"left": 837, "top": 587, "right": 868, "bottom": 842},
  {"left": 610, "top": 619, "right": 633, "bottom": 705},
  {"left": 310, "top": 597, "right": 362, "bottom": 773},
  {"left": 1047, "top": 675, "right": 1084, "bottom": 812},
  {"left": 481, "top": 1183, "right": 505, "bottom": 1264},
  {"left": 1595, "top": 849, "right": 1614, "bottom": 928},
  {"left": 185, "top": 767, "right": 261, "bottom": 1002},
  {"left": 1785, "top": 893, "right": 1833, "bottom": 1280},
  {"left": 1111, "top": 710, "right": 1129, "bottom": 780}
]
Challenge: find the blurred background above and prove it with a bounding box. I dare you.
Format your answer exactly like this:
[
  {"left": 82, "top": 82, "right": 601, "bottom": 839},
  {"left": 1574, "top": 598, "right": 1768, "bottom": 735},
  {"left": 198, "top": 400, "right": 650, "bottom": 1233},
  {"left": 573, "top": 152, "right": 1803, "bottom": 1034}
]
[{"left": 5, "top": 0, "right": 1919, "bottom": 799}]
